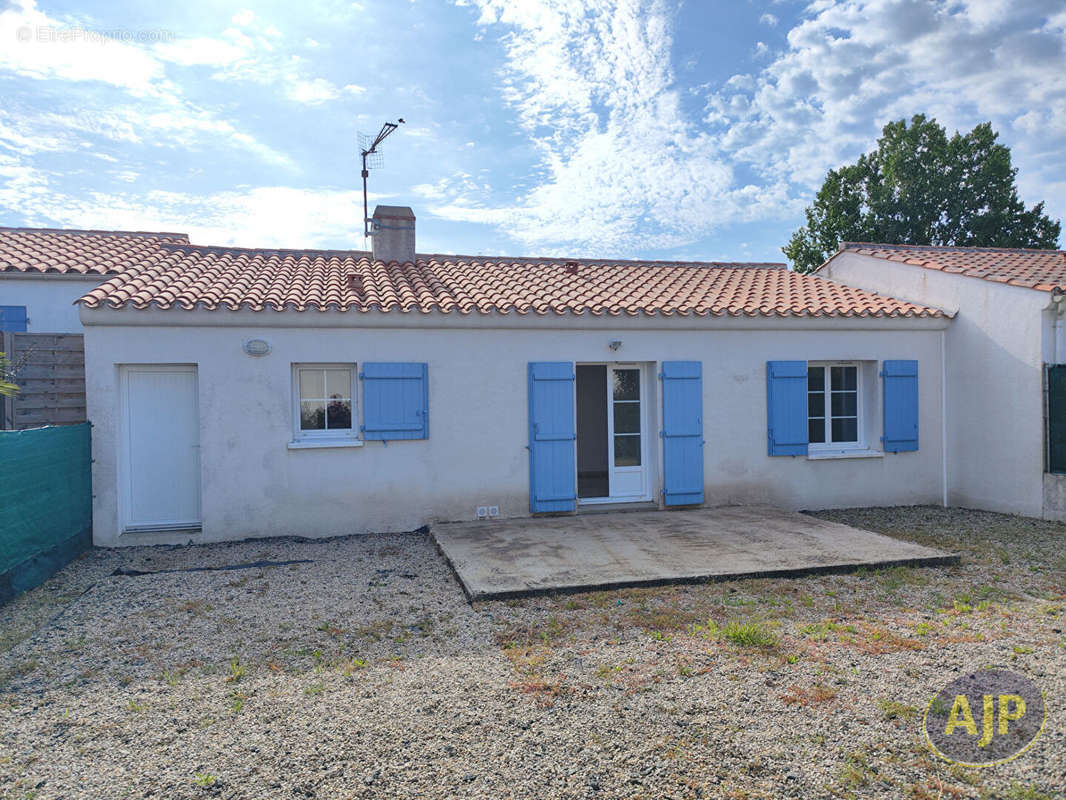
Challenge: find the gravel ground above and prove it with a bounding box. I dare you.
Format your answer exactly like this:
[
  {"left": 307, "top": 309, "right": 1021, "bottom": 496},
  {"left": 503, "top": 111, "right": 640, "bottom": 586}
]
[{"left": 0, "top": 506, "right": 1063, "bottom": 800}]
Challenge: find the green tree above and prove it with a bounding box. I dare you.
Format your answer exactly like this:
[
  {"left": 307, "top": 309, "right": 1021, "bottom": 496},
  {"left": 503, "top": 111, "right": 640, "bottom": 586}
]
[{"left": 784, "top": 115, "right": 1061, "bottom": 272}]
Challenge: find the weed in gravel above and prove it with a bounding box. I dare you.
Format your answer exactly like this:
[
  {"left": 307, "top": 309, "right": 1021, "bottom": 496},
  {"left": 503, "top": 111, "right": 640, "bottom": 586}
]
[
  {"left": 508, "top": 675, "right": 572, "bottom": 707},
  {"left": 125, "top": 699, "right": 147, "bottom": 713},
  {"left": 877, "top": 698, "right": 918, "bottom": 720},
  {"left": 991, "top": 784, "right": 1055, "bottom": 800},
  {"left": 227, "top": 658, "right": 246, "bottom": 683},
  {"left": 229, "top": 691, "right": 246, "bottom": 713},
  {"left": 780, "top": 684, "right": 838, "bottom": 705},
  {"left": 626, "top": 603, "right": 701, "bottom": 635},
  {"left": 304, "top": 682, "right": 325, "bottom": 696},
  {"left": 315, "top": 621, "right": 344, "bottom": 636},
  {"left": 340, "top": 658, "right": 367, "bottom": 677},
  {"left": 494, "top": 616, "right": 568, "bottom": 648},
  {"left": 355, "top": 619, "right": 394, "bottom": 641},
  {"left": 722, "top": 619, "right": 779, "bottom": 649},
  {"left": 193, "top": 772, "right": 217, "bottom": 787},
  {"left": 179, "top": 599, "right": 212, "bottom": 616},
  {"left": 947, "top": 765, "right": 981, "bottom": 786},
  {"left": 837, "top": 749, "right": 874, "bottom": 790}
]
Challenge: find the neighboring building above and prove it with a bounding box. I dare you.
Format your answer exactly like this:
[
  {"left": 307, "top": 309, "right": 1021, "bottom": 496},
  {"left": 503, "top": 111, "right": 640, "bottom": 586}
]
[
  {"left": 73, "top": 206, "right": 951, "bottom": 546},
  {"left": 0, "top": 227, "right": 189, "bottom": 333},
  {"left": 819, "top": 242, "right": 1066, "bottom": 521},
  {"left": 0, "top": 228, "right": 188, "bottom": 429}
]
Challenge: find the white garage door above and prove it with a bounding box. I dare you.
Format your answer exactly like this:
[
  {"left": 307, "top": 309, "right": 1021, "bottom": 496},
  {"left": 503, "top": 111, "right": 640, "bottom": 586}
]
[{"left": 122, "top": 365, "right": 201, "bottom": 530}]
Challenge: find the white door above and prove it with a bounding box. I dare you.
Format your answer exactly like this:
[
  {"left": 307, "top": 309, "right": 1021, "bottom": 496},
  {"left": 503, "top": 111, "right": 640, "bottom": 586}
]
[
  {"left": 607, "top": 365, "right": 646, "bottom": 498},
  {"left": 122, "top": 366, "right": 201, "bottom": 530}
]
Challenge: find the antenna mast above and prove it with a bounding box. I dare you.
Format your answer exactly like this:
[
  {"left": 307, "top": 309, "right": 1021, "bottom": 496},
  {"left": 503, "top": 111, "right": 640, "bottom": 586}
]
[{"left": 359, "top": 119, "right": 405, "bottom": 238}]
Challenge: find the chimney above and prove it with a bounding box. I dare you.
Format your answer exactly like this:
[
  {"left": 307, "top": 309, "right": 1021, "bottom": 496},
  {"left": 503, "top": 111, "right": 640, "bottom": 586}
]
[{"left": 370, "top": 205, "right": 416, "bottom": 264}]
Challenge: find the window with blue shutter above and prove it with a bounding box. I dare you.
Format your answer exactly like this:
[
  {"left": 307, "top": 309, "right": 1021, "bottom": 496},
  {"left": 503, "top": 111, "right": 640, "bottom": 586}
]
[
  {"left": 660, "top": 361, "right": 704, "bottom": 506},
  {"left": 0, "top": 306, "right": 27, "bottom": 332},
  {"left": 882, "top": 360, "right": 918, "bottom": 452},
  {"left": 360, "top": 363, "right": 428, "bottom": 441},
  {"left": 528, "top": 362, "right": 577, "bottom": 513},
  {"left": 766, "top": 361, "right": 808, "bottom": 455}
]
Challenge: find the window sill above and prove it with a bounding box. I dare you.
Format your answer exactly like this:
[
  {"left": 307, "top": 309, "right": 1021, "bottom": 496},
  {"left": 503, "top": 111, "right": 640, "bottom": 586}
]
[
  {"left": 807, "top": 448, "right": 883, "bottom": 461},
  {"left": 287, "top": 439, "right": 364, "bottom": 450}
]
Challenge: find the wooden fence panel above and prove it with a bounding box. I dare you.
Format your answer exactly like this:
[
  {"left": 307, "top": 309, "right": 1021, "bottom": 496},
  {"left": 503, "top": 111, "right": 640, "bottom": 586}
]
[{"left": 1, "top": 332, "right": 86, "bottom": 430}]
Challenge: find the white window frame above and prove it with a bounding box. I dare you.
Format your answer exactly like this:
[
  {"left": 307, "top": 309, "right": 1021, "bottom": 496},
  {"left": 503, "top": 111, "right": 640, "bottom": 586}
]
[
  {"left": 291, "top": 363, "right": 360, "bottom": 445},
  {"left": 807, "top": 361, "right": 864, "bottom": 453}
]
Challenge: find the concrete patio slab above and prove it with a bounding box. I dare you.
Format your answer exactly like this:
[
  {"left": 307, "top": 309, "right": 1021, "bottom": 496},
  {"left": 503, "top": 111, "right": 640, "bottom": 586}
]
[{"left": 432, "top": 506, "right": 958, "bottom": 601}]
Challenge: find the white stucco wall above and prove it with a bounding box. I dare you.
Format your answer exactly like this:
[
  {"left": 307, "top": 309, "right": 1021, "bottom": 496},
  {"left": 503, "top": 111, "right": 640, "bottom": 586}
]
[
  {"left": 82, "top": 310, "right": 948, "bottom": 546},
  {"left": 0, "top": 276, "right": 103, "bottom": 332},
  {"left": 821, "top": 252, "right": 1052, "bottom": 517}
]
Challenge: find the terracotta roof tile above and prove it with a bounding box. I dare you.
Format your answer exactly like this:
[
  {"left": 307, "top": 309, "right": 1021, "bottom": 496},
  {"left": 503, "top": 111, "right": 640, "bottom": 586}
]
[
  {"left": 0, "top": 227, "right": 190, "bottom": 275},
  {"left": 839, "top": 242, "right": 1066, "bottom": 291},
  {"left": 75, "top": 242, "right": 945, "bottom": 318}
]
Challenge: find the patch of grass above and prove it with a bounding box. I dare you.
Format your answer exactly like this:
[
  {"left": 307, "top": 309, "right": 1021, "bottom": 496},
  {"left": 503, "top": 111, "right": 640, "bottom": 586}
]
[
  {"left": 877, "top": 698, "right": 918, "bottom": 720},
  {"left": 229, "top": 691, "right": 245, "bottom": 713},
  {"left": 722, "top": 619, "right": 779, "bottom": 649},
  {"left": 627, "top": 604, "right": 701, "bottom": 635},
  {"left": 989, "top": 785, "right": 1055, "bottom": 800},
  {"left": 125, "top": 699, "right": 147, "bottom": 712},
  {"left": 495, "top": 616, "right": 569, "bottom": 648},
  {"left": 355, "top": 619, "right": 395, "bottom": 641},
  {"left": 837, "top": 749, "right": 874, "bottom": 790},
  {"left": 303, "top": 682, "right": 325, "bottom": 696}
]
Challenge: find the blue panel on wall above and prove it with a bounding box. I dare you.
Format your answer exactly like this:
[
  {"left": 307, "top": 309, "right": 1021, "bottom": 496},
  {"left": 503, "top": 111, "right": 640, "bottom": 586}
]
[
  {"left": 766, "top": 361, "right": 808, "bottom": 456},
  {"left": 360, "top": 362, "right": 428, "bottom": 441},
  {"left": 661, "top": 361, "right": 704, "bottom": 506},
  {"left": 528, "top": 362, "right": 576, "bottom": 513},
  {"left": 882, "top": 359, "right": 918, "bottom": 452},
  {"left": 0, "top": 306, "right": 28, "bottom": 332}
]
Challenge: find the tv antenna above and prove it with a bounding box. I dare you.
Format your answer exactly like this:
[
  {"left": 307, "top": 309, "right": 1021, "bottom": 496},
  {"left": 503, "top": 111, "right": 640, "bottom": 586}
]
[{"left": 359, "top": 119, "right": 405, "bottom": 238}]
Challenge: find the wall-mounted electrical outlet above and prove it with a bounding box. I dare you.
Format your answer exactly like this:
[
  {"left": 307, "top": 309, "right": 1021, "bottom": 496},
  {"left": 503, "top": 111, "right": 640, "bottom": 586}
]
[
  {"left": 476, "top": 506, "right": 489, "bottom": 519},
  {"left": 488, "top": 506, "right": 500, "bottom": 518}
]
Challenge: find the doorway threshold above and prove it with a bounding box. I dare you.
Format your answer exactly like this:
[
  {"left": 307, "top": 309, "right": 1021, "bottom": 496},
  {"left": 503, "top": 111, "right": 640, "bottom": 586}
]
[{"left": 577, "top": 500, "right": 659, "bottom": 514}]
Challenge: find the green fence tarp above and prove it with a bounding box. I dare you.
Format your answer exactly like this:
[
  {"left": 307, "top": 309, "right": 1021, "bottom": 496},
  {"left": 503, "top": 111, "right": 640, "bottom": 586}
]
[{"left": 0, "top": 422, "right": 91, "bottom": 602}]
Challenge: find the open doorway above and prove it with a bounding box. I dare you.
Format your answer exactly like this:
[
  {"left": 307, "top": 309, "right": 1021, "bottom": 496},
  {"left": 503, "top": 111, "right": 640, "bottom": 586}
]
[{"left": 576, "top": 363, "right": 649, "bottom": 503}]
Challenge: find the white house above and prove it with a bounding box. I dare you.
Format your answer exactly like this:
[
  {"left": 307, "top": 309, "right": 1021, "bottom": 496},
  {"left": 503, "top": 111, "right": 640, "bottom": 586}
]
[
  {"left": 819, "top": 243, "right": 1066, "bottom": 521},
  {"left": 0, "top": 227, "right": 189, "bottom": 333},
  {"left": 66, "top": 206, "right": 952, "bottom": 546}
]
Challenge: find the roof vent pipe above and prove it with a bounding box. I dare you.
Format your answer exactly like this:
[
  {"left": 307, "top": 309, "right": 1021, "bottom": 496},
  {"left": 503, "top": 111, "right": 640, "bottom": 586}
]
[{"left": 370, "top": 205, "right": 416, "bottom": 265}]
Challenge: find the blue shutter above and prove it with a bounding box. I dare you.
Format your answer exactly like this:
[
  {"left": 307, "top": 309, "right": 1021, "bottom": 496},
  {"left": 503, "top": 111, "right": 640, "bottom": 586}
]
[
  {"left": 882, "top": 360, "right": 918, "bottom": 452},
  {"left": 360, "top": 363, "right": 428, "bottom": 441},
  {"left": 660, "top": 361, "right": 704, "bottom": 506},
  {"left": 0, "top": 306, "right": 27, "bottom": 332},
  {"left": 766, "top": 361, "right": 808, "bottom": 456},
  {"left": 528, "top": 362, "right": 576, "bottom": 513}
]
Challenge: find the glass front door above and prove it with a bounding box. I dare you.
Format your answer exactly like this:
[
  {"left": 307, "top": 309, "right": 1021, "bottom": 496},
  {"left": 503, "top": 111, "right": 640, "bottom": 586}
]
[{"left": 607, "top": 366, "right": 645, "bottom": 498}]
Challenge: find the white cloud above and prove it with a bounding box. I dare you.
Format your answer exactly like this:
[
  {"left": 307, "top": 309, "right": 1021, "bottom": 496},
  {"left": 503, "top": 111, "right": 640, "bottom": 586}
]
[
  {"left": 0, "top": 0, "right": 167, "bottom": 95},
  {"left": 439, "top": 0, "right": 800, "bottom": 255},
  {"left": 5, "top": 174, "right": 392, "bottom": 249},
  {"left": 285, "top": 76, "right": 342, "bottom": 104},
  {"left": 154, "top": 34, "right": 248, "bottom": 67},
  {"left": 760, "top": 13, "right": 778, "bottom": 26},
  {"left": 232, "top": 9, "right": 255, "bottom": 26},
  {"left": 704, "top": 0, "right": 1066, "bottom": 222}
]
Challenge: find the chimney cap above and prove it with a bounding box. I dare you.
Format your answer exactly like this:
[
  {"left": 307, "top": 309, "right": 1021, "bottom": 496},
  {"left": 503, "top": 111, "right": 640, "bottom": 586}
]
[{"left": 372, "top": 205, "right": 416, "bottom": 220}]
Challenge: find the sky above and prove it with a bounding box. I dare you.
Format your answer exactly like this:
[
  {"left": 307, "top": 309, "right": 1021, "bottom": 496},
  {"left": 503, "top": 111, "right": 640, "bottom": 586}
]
[{"left": 0, "top": 0, "right": 1064, "bottom": 264}]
